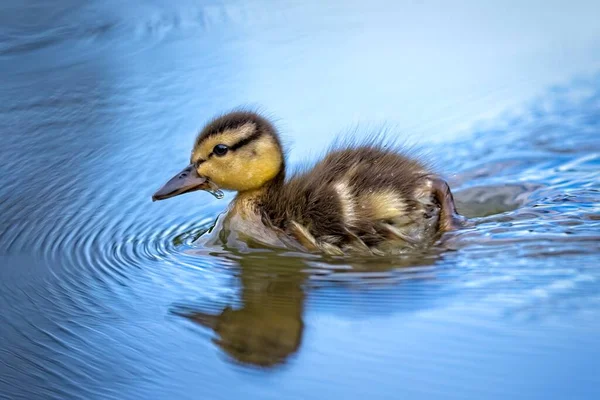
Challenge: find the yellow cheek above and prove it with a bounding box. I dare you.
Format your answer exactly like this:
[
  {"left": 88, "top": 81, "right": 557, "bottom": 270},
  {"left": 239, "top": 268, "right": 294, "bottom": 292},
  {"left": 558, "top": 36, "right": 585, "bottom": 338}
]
[
  {"left": 239, "top": 158, "right": 280, "bottom": 190},
  {"left": 197, "top": 161, "right": 223, "bottom": 186},
  {"left": 198, "top": 154, "right": 281, "bottom": 191},
  {"left": 196, "top": 158, "right": 246, "bottom": 190},
  {"left": 223, "top": 158, "right": 280, "bottom": 191}
]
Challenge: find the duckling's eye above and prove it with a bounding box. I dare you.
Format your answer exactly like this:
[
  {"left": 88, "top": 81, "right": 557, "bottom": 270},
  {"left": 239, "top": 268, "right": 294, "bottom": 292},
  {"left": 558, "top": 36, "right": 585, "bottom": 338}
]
[{"left": 213, "top": 144, "right": 229, "bottom": 157}]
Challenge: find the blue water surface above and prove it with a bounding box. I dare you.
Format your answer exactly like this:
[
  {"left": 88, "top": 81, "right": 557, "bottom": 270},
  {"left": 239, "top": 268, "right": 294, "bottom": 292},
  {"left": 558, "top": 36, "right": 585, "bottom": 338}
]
[{"left": 1, "top": 1, "right": 599, "bottom": 399}]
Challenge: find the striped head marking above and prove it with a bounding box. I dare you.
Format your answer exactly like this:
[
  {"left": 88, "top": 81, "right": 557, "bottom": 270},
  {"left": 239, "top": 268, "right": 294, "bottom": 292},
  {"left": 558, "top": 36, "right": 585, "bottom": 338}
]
[{"left": 191, "top": 111, "right": 284, "bottom": 192}]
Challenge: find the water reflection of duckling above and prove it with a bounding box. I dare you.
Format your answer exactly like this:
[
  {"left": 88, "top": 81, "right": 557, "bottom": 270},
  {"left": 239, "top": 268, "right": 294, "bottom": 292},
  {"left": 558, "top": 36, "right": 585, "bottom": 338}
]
[
  {"left": 153, "top": 111, "right": 464, "bottom": 255},
  {"left": 175, "top": 249, "right": 442, "bottom": 367},
  {"left": 176, "top": 256, "right": 306, "bottom": 367}
]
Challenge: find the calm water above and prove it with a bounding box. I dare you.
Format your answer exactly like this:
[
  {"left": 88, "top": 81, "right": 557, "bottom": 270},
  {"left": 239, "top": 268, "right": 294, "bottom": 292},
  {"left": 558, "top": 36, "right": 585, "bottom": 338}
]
[{"left": 1, "top": 1, "right": 600, "bottom": 399}]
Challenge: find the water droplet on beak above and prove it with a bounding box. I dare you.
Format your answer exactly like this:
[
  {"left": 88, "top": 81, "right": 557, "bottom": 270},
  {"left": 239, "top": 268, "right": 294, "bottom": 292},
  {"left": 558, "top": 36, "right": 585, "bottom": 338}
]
[{"left": 209, "top": 189, "right": 224, "bottom": 199}]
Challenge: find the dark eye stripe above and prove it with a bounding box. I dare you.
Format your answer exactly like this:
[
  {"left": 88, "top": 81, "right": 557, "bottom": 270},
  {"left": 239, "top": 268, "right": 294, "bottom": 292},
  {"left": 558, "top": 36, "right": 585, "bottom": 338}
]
[
  {"left": 193, "top": 131, "right": 263, "bottom": 163},
  {"left": 229, "top": 131, "right": 263, "bottom": 151}
]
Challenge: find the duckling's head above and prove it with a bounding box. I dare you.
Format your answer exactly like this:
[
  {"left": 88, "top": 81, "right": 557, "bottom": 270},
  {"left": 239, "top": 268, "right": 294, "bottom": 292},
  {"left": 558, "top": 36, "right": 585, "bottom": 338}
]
[{"left": 153, "top": 111, "right": 284, "bottom": 201}]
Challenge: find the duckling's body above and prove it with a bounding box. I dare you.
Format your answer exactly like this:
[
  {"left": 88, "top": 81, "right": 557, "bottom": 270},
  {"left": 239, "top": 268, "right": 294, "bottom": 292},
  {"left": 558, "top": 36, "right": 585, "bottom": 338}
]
[
  {"left": 225, "top": 147, "right": 454, "bottom": 255},
  {"left": 153, "top": 111, "right": 463, "bottom": 255}
]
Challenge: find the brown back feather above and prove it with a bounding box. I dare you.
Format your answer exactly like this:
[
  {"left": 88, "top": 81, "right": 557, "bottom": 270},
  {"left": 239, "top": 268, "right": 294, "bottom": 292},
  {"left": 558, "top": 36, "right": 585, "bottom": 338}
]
[{"left": 259, "top": 146, "right": 432, "bottom": 247}]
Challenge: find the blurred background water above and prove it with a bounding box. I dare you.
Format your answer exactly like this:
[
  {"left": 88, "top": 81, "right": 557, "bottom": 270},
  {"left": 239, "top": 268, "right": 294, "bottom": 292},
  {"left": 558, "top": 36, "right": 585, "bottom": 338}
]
[{"left": 1, "top": 1, "right": 600, "bottom": 399}]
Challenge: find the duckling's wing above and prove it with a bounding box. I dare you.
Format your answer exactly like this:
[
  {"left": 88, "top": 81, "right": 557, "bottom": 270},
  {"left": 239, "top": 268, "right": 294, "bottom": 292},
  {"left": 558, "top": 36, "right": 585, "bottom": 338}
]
[{"left": 263, "top": 146, "right": 460, "bottom": 253}]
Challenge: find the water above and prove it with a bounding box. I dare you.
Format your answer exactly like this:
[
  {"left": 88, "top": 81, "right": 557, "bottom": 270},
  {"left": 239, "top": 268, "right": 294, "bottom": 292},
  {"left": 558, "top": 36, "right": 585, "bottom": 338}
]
[{"left": 1, "top": 1, "right": 600, "bottom": 399}]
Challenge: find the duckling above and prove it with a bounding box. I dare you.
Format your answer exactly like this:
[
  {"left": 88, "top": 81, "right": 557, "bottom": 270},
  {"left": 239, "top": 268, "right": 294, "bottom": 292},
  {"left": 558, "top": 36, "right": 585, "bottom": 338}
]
[{"left": 153, "top": 111, "right": 464, "bottom": 255}]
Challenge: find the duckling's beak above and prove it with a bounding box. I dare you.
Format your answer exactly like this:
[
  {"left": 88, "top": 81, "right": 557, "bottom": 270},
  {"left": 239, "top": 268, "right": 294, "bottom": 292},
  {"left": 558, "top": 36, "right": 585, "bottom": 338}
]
[{"left": 152, "top": 164, "right": 208, "bottom": 201}]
